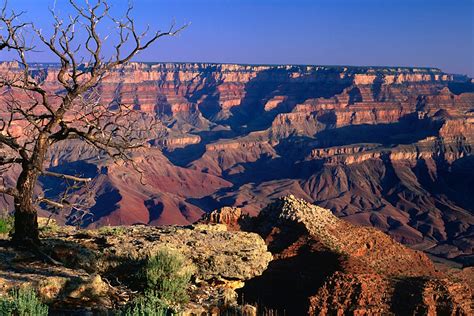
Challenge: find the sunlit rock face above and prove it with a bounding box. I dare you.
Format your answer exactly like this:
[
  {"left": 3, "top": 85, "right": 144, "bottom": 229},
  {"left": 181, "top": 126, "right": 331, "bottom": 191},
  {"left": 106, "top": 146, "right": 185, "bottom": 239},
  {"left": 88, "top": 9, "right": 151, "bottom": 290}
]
[{"left": 0, "top": 62, "right": 473, "bottom": 262}]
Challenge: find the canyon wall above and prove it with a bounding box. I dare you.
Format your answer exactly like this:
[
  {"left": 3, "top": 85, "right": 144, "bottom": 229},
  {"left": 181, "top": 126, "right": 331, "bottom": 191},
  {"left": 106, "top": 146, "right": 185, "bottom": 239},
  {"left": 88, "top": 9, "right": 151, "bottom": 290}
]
[{"left": 0, "top": 62, "right": 473, "bottom": 263}]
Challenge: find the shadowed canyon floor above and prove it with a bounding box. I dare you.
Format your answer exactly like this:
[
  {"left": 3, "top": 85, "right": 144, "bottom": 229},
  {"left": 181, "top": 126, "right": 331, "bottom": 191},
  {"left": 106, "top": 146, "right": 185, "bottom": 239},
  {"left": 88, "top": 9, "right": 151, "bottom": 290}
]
[{"left": 1, "top": 62, "right": 473, "bottom": 264}]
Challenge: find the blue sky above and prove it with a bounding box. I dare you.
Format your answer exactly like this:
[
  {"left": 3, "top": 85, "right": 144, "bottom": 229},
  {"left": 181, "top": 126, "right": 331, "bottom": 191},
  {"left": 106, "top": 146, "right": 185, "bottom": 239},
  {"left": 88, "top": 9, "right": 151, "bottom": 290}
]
[{"left": 2, "top": 0, "right": 473, "bottom": 76}]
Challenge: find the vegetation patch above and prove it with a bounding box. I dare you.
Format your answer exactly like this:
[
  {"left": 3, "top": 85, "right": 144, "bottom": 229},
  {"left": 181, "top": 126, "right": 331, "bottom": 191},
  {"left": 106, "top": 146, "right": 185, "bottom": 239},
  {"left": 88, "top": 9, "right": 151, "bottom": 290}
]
[
  {"left": 0, "top": 215, "right": 13, "bottom": 235},
  {"left": 142, "top": 249, "right": 192, "bottom": 305},
  {"left": 98, "top": 226, "right": 127, "bottom": 236},
  {"left": 0, "top": 288, "right": 48, "bottom": 316},
  {"left": 121, "top": 249, "right": 192, "bottom": 314},
  {"left": 121, "top": 291, "right": 169, "bottom": 316}
]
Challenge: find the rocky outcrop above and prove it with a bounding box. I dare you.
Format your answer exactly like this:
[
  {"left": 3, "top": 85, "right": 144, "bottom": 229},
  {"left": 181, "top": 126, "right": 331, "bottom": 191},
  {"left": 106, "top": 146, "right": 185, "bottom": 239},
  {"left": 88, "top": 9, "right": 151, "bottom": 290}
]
[
  {"left": 0, "top": 222, "right": 272, "bottom": 313},
  {"left": 199, "top": 207, "right": 244, "bottom": 230},
  {"left": 254, "top": 196, "right": 436, "bottom": 276},
  {"left": 159, "top": 135, "right": 201, "bottom": 149},
  {"left": 239, "top": 196, "right": 473, "bottom": 315},
  {"left": 44, "top": 225, "right": 272, "bottom": 283}
]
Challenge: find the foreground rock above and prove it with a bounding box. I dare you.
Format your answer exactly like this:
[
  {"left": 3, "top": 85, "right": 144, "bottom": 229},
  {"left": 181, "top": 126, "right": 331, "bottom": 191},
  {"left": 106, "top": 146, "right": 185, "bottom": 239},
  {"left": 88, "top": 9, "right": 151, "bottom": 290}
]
[
  {"left": 239, "top": 195, "right": 473, "bottom": 315},
  {"left": 0, "top": 223, "right": 272, "bottom": 314},
  {"left": 1, "top": 198, "right": 471, "bottom": 315},
  {"left": 0, "top": 242, "right": 112, "bottom": 311}
]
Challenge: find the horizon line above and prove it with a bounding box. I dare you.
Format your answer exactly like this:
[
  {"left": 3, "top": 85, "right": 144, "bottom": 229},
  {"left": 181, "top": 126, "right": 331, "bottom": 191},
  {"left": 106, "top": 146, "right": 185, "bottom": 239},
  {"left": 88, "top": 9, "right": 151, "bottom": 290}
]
[{"left": 1, "top": 60, "right": 472, "bottom": 77}]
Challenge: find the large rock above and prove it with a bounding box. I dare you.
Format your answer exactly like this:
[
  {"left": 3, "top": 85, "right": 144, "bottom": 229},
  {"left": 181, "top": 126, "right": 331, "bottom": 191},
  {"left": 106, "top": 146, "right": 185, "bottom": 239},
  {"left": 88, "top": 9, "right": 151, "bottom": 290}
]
[
  {"left": 240, "top": 196, "right": 473, "bottom": 315},
  {"left": 44, "top": 224, "right": 272, "bottom": 282},
  {"left": 0, "top": 223, "right": 271, "bottom": 313}
]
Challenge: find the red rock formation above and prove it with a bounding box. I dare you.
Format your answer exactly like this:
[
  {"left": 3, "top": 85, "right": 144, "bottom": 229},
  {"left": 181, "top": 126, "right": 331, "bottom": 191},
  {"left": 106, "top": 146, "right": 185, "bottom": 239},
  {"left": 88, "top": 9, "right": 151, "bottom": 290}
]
[
  {"left": 239, "top": 196, "right": 473, "bottom": 315},
  {"left": 199, "top": 206, "right": 243, "bottom": 230},
  {"left": 0, "top": 62, "right": 472, "bottom": 264}
]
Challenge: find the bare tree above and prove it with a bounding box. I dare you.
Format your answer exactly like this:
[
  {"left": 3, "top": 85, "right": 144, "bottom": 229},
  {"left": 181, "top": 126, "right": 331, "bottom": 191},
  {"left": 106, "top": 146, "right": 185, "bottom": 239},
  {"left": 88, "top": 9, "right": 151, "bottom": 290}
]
[{"left": 0, "top": 0, "right": 185, "bottom": 246}]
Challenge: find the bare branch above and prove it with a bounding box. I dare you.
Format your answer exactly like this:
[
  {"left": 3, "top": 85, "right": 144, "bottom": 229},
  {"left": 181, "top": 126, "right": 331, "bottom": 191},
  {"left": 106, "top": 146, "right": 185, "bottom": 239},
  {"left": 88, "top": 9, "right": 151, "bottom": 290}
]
[
  {"left": 1, "top": 0, "right": 185, "bottom": 240},
  {"left": 37, "top": 197, "right": 65, "bottom": 209},
  {"left": 0, "top": 186, "right": 18, "bottom": 197},
  {"left": 42, "top": 170, "right": 92, "bottom": 182}
]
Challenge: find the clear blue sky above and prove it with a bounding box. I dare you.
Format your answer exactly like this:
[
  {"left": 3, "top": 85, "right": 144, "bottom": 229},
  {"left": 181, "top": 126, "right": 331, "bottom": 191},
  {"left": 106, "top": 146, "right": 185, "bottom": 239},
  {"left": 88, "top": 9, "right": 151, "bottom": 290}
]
[{"left": 3, "top": 0, "right": 474, "bottom": 76}]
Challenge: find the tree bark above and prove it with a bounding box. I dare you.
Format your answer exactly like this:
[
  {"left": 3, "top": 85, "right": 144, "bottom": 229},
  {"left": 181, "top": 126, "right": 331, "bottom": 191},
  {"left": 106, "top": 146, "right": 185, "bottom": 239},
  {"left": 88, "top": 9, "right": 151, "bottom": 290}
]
[
  {"left": 11, "top": 135, "right": 49, "bottom": 246},
  {"left": 11, "top": 166, "right": 41, "bottom": 245}
]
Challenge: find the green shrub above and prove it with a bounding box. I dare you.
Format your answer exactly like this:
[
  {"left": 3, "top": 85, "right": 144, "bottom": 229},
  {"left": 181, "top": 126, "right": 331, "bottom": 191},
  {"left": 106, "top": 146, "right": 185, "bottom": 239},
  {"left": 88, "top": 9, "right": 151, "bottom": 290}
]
[
  {"left": 120, "top": 249, "right": 191, "bottom": 315},
  {"left": 0, "top": 215, "right": 13, "bottom": 234},
  {"left": 98, "top": 226, "right": 126, "bottom": 236},
  {"left": 0, "top": 298, "right": 15, "bottom": 316},
  {"left": 121, "top": 291, "right": 169, "bottom": 316},
  {"left": 142, "top": 249, "right": 191, "bottom": 306},
  {"left": 0, "top": 288, "right": 48, "bottom": 316}
]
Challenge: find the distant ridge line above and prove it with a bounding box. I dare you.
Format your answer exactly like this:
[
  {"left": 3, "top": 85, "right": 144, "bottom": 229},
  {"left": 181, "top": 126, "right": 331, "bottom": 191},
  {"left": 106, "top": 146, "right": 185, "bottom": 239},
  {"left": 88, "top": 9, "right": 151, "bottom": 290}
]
[{"left": 2, "top": 60, "right": 472, "bottom": 78}]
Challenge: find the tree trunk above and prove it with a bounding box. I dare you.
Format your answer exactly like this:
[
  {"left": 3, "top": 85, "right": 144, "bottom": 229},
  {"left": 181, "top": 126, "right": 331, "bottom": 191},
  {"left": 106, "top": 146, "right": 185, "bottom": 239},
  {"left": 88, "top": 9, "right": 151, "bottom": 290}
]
[
  {"left": 12, "top": 204, "right": 39, "bottom": 245},
  {"left": 12, "top": 134, "right": 49, "bottom": 246},
  {"left": 11, "top": 166, "right": 41, "bottom": 246}
]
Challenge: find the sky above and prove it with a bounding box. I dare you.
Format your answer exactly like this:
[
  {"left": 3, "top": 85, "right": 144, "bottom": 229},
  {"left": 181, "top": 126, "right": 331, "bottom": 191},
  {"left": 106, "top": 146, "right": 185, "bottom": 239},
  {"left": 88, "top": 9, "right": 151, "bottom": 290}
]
[{"left": 2, "top": 0, "right": 473, "bottom": 77}]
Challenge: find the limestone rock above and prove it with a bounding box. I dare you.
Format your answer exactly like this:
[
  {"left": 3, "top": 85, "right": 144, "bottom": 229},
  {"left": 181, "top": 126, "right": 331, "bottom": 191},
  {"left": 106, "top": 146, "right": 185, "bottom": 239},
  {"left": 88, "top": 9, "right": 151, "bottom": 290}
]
[{"left": 0, "top": 242, "right": 113, "bottom": 310}]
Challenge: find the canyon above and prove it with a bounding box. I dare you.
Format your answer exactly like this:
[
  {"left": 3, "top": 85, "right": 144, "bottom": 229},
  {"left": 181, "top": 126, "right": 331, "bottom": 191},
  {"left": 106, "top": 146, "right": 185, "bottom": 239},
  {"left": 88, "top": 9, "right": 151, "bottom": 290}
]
[{"left": 0, "top": 61, "right": 473, "bottom": 265}]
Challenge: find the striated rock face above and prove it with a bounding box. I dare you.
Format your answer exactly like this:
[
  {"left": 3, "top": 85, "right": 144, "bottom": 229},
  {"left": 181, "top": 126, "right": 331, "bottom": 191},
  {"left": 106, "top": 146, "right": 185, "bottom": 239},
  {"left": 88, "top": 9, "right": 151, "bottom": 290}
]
[
  {"left": 0, "top": 62, "right": 473, "bottom": 262},
  {"left": 239, "top": 196, "right": 473, "bottom": 315}
]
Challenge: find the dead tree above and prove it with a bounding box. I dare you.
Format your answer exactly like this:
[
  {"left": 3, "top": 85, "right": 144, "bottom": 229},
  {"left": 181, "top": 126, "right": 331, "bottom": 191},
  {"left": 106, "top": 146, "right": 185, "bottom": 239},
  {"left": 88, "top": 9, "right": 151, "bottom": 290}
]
[{"left": 0, "top": 0, "right": 185, "bottom": 245}]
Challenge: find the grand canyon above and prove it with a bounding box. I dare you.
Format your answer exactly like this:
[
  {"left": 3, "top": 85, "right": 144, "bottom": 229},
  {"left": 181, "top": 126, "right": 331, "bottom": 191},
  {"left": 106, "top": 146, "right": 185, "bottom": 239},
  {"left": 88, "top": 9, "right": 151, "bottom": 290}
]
[
  {"left": 1, "top": 0, "right": 473, "bottom": 314},
  {"left": 3, "top": 62, "right": 472, "bottom": 262},
  {"left": 1, "top": 61, "right": 473, "bottom": 314}
]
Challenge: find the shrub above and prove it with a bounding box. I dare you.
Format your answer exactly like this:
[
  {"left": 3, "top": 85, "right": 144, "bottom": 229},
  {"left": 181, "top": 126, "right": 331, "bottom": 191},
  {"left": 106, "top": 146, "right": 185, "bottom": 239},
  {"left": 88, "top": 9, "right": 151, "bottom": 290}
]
[
  {"left": 121, "top": 291, "right": 169, "bottom": 316},
  {"left": 98, "top": 226, "right": 126, "bottom": 236},
  {"left": 0, "top": 288, "right": 48, "bottom": 316},
  {"left": 120, "top": 249, "right": 191, "bottom": 315},
  {"left": 0, "top": 298, "right": 15, "bottom": 316},
  {"left": 0, "top": 215, "right": 13, "bottom": 234},
  {"left": 142, "top": 249, "right": 191, "bottom": 306}
]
